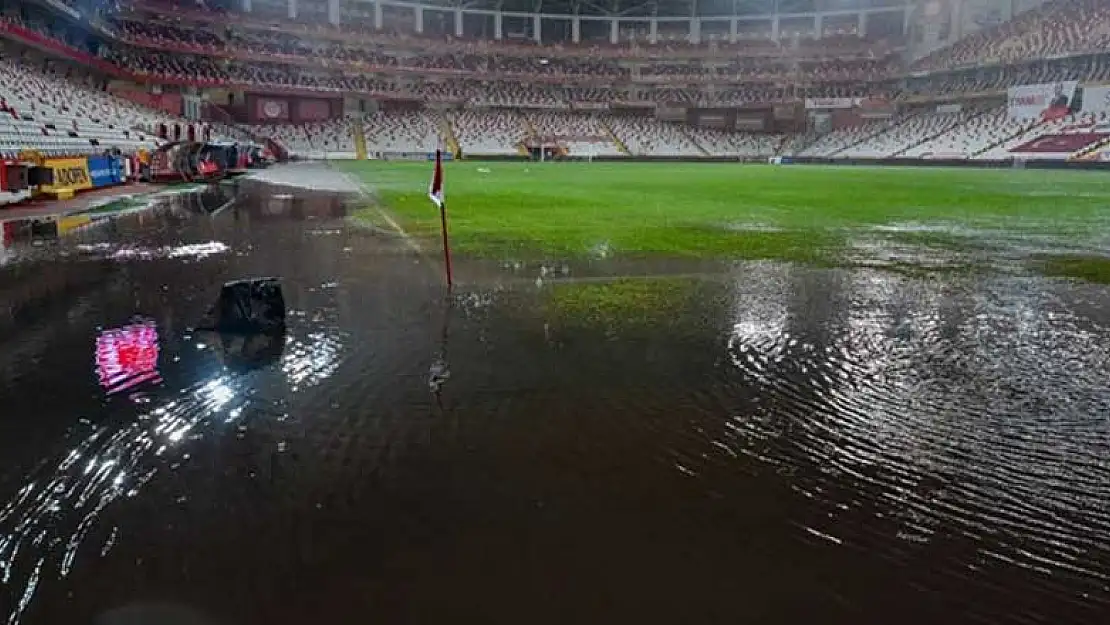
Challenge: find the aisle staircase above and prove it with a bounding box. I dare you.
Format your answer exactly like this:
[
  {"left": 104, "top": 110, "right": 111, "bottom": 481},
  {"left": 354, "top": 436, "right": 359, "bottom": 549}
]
[
  {"left": 1069, "top": 134, "right": 1110, "bottom": 161},
  {"left": 601, "top": 120, "right": 631, "bottom": 155},
  {"left": 972, "top": 119, "right": 1043, "bottom": 158},
  {"left": 778, "top": 133, "right": 816, "bottom": 156},
  {"left": 440, "top": 116, "right": 461, "bottom": 157},
  {"left": 523, "top": 115, "right": 540, "bottom": 137},
  {"left": 892, "top": 109, "right": 989, "bottom": 157},
  {"left": 829, "top": 115, "right": 916, "bottom": 157},
  {"left": 684, "top": 128, "right": 711, "bottom": 157},
  {"left": 351, "top": 117, "right": 367, "bottom": 160}
]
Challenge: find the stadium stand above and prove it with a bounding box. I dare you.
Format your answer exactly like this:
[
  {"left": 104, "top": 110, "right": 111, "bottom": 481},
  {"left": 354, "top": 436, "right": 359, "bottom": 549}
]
[
  {"left": 977, "top": 112, "right": 1110, "bottom": 160},
  {"left": 606, "top": 116, "right": 704, "bottom": 157},
  {"left": 777, "top": 134, "right": 814, "bottom": 157},
  {"left": 901, "top": 107, "right": 1020, "bottom": 159},
  {"left": 837, "top": 108, "right": 980, "bottom": 158},
  {"left": 0, "top": 53, "right": 168, "bottom": 158},
  {"left": 795, "top": 118, "right": 902, "bottom": 158},
  {"left": 363, "top": 109, "right": 442, "bottom": 156},
  {"left": 684, "top": 126, "right": 783, "bottom": 158},
  {"left": 247, "top": 118, "right": 356, "bottom": 159},
  {"left": 0, "top": 0, "right": 1108, "bottom": 168},
  {"left": 912, "top": 0, "right": 1110, "bottom": 72},
  {"left": 527, "top": 111, "right": 624, "bottom": 157},
  {"left": 902, "top": 55, "right": 1110, "bottom": 100},
  {"left": 451, "top": 109, "right": 528, "bottom": 156}
]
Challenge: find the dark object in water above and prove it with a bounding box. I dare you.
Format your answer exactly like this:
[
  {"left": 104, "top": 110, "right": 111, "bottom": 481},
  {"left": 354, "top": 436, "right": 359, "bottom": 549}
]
[{"left": 199, "top": 277, "right": 285, "bottom": 333}]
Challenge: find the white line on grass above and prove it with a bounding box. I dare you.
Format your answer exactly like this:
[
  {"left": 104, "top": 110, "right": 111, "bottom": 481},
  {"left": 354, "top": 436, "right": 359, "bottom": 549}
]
[
  {"left": 341, "top": 171, "right": 424, "bottom": 255},
  {"left": 339, "top": 169, "right": 461, "bottom": 287}
]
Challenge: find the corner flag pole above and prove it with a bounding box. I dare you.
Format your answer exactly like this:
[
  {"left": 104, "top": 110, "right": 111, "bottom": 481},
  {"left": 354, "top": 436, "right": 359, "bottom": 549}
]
[
  {"left": 429, "top": 148, "right": 453, "bottom": 288},
  {"left": 439, "top": 198, "right": 453, "bottom": 289}
]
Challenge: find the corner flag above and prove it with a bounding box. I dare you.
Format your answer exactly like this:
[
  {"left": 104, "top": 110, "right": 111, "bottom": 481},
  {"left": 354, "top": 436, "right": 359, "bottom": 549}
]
[
  {"left": 429, "top": 148, "right": 452, "bottom": 288},
  {"left": 429, "top": 149, "right": 445, "bottom": 208}
]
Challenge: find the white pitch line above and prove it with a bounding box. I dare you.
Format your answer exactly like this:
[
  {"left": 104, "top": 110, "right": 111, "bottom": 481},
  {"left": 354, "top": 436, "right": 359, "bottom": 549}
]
[
  {"left": 342, "top": 171, "right": 424, "bottom": 255},
  {"left": 339, "top": 170, "right": 457, "bottom": 286}
]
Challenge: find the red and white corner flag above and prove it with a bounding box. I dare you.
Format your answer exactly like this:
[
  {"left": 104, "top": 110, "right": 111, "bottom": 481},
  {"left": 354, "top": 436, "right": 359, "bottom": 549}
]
[
  {"left": 428, "top": 148, "right": 444, "bottom": 208},
  {"left": 429, "top": 146, "right": 453, "bottom": 288}
]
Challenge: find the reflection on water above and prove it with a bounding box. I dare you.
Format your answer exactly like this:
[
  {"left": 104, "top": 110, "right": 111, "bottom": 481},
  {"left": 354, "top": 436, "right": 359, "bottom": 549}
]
[
  {"left": 721, "top": 267, "right": 1110, "bottom": 611},
  {"left": 76, "top": 241, "right": 231, "bottom": 262},
  {"left": 95, "top": 321, "right": 161, "bottom": 396},
  {"left": 1, "top": 170, "right": 1110, "bottom": 625},
  {"left": 0, "top": 318, "right": 343, "bottom": 625}
]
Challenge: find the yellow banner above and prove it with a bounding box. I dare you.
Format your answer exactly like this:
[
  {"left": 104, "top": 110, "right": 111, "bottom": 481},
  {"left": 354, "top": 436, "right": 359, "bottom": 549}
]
[{"left": 40, "top": 158, "right": 92, "bottom": 195}]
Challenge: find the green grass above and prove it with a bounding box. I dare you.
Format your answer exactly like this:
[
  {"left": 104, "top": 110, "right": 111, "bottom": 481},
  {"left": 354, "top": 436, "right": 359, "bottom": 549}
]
[
  {"left": 1039, "top": 255, "right": 1110, "bottom": 284},
  {"left": 342, "top": 161, "right": 1110, "bottom": 267},
  {"left": 546, "top": 277, "right": 711, "bottom": 328}
]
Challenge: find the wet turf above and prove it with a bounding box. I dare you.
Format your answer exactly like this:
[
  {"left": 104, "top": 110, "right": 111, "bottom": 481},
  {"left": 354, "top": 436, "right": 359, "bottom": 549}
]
[
  {"left": 544, "top": 277, "right": 719, "bottom": 331},
  {"left": 343, "top": 161, "right": 1110, "bottom": 263},
  {"left": 1039, "top": 255, "right": 1110, "bottom": 284}
]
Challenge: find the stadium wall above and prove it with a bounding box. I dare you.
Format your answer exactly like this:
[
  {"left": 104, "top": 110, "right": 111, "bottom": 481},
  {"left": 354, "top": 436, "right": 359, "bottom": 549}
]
[
  {"left": 463, "top": 154, "right": 1110, "bottom": 170},
  {"left": 785, "top": 156, "right": 1110, "bottom": 171}
]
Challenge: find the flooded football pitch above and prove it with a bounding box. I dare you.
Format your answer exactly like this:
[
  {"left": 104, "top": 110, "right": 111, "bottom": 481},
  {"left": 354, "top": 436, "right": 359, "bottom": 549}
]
[{"left": 1, "top": 165, "right": 1109, "bottom": 625}]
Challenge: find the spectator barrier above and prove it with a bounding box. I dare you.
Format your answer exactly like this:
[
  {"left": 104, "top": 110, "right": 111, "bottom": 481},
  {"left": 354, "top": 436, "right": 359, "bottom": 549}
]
[
  {"left": 369, "top": 151, "right": 455, "bottom": 161},
  {"left": 458, "top": 153, "right": 1110, "bottom": 170},
  {"left": 788, "top": 155, "right": 1110, "bottom": 170}
]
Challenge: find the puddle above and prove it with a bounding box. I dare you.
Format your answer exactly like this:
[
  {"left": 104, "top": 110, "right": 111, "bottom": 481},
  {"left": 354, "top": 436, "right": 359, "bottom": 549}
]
[{"left": 0, "top": 166, "right": 1108, "bottom": 625}]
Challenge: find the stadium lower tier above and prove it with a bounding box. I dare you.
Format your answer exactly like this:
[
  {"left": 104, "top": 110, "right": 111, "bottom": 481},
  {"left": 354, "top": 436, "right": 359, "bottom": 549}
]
[
  {"left": 0, "top": 44, "right": 255, "bottom": 160},
  {"left": 2, "top": 35, "right": 1108, "bottom": 166},
  {"left": 242, "top": 106, "right": 1110, "bottom": 163}
]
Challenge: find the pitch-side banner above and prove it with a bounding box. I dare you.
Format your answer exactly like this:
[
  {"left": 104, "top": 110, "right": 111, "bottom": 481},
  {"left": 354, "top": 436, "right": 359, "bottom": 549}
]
[
  {"left": 40, "top": 157, "right": 92, "bottom": 196},
  {"left": 1081, "top": 85, "right": 1110, "bottom": 114},
  {"left": 1007, "top": 82, "right": 1078, "bottom": 120},
  {"left": 804, "top": 97, "right": 857, "bottom": 110}
]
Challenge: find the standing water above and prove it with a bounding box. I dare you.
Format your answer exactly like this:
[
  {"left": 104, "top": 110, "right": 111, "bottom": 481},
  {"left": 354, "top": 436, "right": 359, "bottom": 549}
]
[{"left": 0, "top": 165, "right": 1108, "bottom": 625}]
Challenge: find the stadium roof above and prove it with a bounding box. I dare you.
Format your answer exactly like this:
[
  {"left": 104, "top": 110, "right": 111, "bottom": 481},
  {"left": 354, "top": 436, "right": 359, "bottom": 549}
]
[{"left": 413, "top": 0, "right": 908, "bottom": 18}]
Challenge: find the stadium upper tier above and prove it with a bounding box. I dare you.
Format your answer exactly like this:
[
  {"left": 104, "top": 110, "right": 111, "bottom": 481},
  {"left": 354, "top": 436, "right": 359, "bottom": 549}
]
[
  {"left": 1, "top": 0, "right": 1106, "bottom": 94},
  {"left": 4, "top": 5, "right": 1110, "bottom": 108},
  {"left": 111, "top": 20, "right": 900, "bottom": 81},
  {"left": 1, "top": 0, "right": 1106, "bottom": 103},
  {"left": 101, "top": 45, "right": 900, "bottom": 89},
  {"left": 118, "top": 0, "right": 910, "bottom": 51},
  {"left": 911, "top": 0, "right": 1110, "bottom": 73},
  {"left": 106, "top": 0, "right": 1110, "bottom": 74},
  {"left": 94, "top": 46, "right": 1110, "bottom": 105},
  {"left": 99, "top": 0, "right": 906, "bottom": 86}
]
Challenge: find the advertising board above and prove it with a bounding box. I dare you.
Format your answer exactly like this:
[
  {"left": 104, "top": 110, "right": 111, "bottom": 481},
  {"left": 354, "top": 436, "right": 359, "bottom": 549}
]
[
  {"left": 87, "top": 155, "right": 124, "bottom": 188},
  {"left": 39, "top": 158, "right": 92, "bottom": 196}
]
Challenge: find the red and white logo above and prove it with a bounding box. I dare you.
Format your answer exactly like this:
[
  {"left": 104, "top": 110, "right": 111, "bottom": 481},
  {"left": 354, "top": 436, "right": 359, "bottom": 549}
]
[{"left": 263, "top": 101, "right": 282, "bottom": 118}]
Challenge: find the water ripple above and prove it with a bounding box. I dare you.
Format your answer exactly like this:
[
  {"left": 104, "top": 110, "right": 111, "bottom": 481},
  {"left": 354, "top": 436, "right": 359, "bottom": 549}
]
[
  {"left": 722, "top": 268, "right": 1110, "bottom": 608},
  {"left": 0, "top": 326, "right": 345, "bottom": 625}
]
